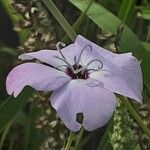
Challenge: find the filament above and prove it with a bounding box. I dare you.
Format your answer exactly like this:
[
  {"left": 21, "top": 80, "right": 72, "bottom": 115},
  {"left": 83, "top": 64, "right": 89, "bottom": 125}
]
[
  {"left": 85, "top": 59, "right": 103, "bottom": 70},
  {"left": 56, "top": 42, "right": 66, "bottom": 61},
  {"left": 55, "top": 42, "right": 75, "bottom": 72},
  {"left": 75, "top": 44, "right": 92, "bottom": 65}
]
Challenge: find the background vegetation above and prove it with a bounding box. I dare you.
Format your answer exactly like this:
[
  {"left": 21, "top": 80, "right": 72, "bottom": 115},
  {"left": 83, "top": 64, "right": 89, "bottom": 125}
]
[{"left": 0, "top": 0, "right": 150, "bottom": 149}]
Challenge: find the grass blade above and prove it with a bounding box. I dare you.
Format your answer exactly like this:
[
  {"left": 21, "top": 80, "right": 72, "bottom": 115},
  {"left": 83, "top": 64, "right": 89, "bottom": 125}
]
[
  {"left": 118, "top": 0, "right": 137, "bottom": 25},
  {"left": 118, "top": 95, "right": 150, "bottom": 139},
  {"left": 63, "top": 0, "right": 93, "bottom": 42},
  {"left": 42, "top": 0, "right": 77, "bottom": 41}
]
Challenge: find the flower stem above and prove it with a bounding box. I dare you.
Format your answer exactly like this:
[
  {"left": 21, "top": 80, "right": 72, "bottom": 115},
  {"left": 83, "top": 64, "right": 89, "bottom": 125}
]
[
  {"left": 118, "top": 95, "right": 150, "bottom": 139},
  {"left": 75, "top": 128, "right": 84, "bottom": 149},
  {"left": 97, "top": 119, "right": 113, "bottom": 150},
  {"left": 65, "top": 131, "right": 74, "bottom": 150}
]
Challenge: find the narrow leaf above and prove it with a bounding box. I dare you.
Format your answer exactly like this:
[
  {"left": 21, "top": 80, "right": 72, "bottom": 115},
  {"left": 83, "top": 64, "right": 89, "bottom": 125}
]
[
  {"left": 63, "top": 0, "right": 93, "bottom": 42},
  {"left": 118, "top": 0, "right": 136, "bottom": 25},
  {"left": 42, "top": 0, "right": 77, "bottom": 41},
  {"left": 118, "top": 95, "right": 150, "bottom": 139}
]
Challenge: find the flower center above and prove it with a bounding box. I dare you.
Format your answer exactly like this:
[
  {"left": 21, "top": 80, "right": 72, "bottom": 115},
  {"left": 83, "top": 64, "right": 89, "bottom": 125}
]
[
  {"left": 54, "top": 42, "right": 103, "bottom": 80},
  {"left": 66, "top": 64, "right": 89, "bottom": 79}
]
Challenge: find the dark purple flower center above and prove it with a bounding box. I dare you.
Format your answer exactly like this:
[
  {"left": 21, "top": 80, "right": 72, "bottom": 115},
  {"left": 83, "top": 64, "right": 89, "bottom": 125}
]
[
  {"left": 66, "top": 64, "right": 89, "bottom": 79},
  {"left": 54, "top": 43, "right": 103, "bottom": 80}
]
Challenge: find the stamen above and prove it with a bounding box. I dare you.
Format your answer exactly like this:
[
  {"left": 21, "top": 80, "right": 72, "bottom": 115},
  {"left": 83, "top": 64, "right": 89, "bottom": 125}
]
[
  {"left": 53, "top": 56, "right": 74, "bottom": 71},
  {"left": 56, "top": 42, "right": 66, "bottom": 61},
  {"left": 73, "top": 59, "right": 103, "bottom": 75},
  {"left": 75, "top": 44, "right": 92, "bottom": 65},
  {"left": 55, "top": 42, "right": 75, "bottom": 73},
  {"left": 56, "top": 64, "right": 68, "bottom": 68},
  {"left": 85, "top": 59, "right": 103, "bottom": 70},
  {"left": 86, "top": 68, "right": 100, "bottom": 73},
  {"left": 55, "top": 43, "right": 103, "bottom": 80},
  {"left": 73, "top": 68, "right": 84, "bottom": 74}
]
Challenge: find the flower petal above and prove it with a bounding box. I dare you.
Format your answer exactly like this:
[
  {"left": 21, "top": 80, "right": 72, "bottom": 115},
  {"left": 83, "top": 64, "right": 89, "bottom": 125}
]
[
  {"left": 74, "top": 35, "right": 116, "bottom": 71},
  {"left": 6, "top": 63, "right": 71, "bottom": 97},
  {"left": 51, "top": 80, "right": 116, "bottom": 132},
  {"left": 75, "top": 35, "right": 143, "bottom": 102},
  {"left": 90, "top": 53, "right": 143, "bottom": 102},
  {"left": 75, "top": 35, "right": 116, "bottom": 62},
  {"left": 19, "top": 44, "right": 77, "bottom": 69},
  {"left": 82, "top": 81, "right": 117, "bottom": 131},
  {"left": 51, "top": 80, "right": 83, "bottom": 132}
]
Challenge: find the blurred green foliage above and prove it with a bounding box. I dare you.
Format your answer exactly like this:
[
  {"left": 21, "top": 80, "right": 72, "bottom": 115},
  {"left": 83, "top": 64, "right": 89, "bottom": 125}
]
[{"left": 0, "top": 0, "right": 150, "bottom": 150}]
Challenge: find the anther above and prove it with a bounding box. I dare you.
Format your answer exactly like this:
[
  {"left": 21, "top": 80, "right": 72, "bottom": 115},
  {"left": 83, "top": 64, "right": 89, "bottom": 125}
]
[
  {"left": 55, "top": 42, "right": 75, "bottom": 73},
  {"left": 86, "top": 68, "right": 100, "bottom": 73},
  {"left": 85, "top": 59, "right": 103, "bottom": 70},
  {"left": 56, "top": 42, "right": 66, "bottom": 61}
]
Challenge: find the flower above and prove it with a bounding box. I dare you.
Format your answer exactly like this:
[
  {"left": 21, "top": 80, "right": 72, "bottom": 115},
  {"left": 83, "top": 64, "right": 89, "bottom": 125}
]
[{"left": 6, "top": 35, "right": 143, "bottom": 131}]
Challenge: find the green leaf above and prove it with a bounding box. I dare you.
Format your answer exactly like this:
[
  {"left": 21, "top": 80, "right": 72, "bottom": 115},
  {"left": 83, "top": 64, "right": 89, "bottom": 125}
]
[
  {"left": 1, "top": 0, "right": 28, "bottom": 44},
  {"left": 70, "top": 0, "right": 150, "bottom": 91},
  {"left": 42, "top": 0, "right": 77, "bottom": 41},
  {"left": 0, "top": 0, "right": 21, "bottom": 24},
  {"left": 117, "top": 95, "right": 150, "bottom": 139},
  {"left": 118, "top": 0, "right": 136, "bottom": 25},
  {"left": 0, "top": 88, "right": 33, "bottom": 132},
  {"left": 74, "top": 128, "right": 84, "bottom": 150},
  {"left": 141, "top": 7, "right": 150, "bottom": 20},
  {"left": 25, "top": 104, "right": 48, "bottom": 150},
  {"left": 134, "top": 143, "right": 141, "bottom": 150},
  {"left": 24, "top": 102, "right": 33, "bottom": 150},
  {"left": 96, "top": 119, "right": 113, "bottom": 150},
  {"left": 142, "top": 42, "right": 150, "bottom": 52}
]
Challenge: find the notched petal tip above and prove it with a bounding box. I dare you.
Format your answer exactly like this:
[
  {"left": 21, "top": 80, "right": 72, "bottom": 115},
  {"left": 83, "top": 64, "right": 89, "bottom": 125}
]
[
  {"left": 6, "top": 71, "right": 15, "bottom": 96},
  {"left": 51, "top": 80, "right": 117, "bottom": 132},
  {"left": 6, "top": 62, "right": 71, "bottom": 98},
  {"left": 6, "top": 68, "right": 23, "bottom": 98}
]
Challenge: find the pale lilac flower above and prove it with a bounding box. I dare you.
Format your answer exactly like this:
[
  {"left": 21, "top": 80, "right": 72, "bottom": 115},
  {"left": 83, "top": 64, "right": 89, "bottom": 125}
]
[{"left": 6, "top": 35, "right": 143, "bottom": 131}]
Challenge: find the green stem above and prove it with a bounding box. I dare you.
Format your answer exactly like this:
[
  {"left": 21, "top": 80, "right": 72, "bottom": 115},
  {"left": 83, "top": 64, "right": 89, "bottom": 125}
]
[
  {"left": 118, "top": 95, "right": 150, "bottom": 139},
  {"left": 8, "top": 134, "right": 15, "bottom": 150},
  {"left": 97, "top": 119, "right": 113, "bottom": 150},
  {"left": 25, "top": 102, "right": 33, "bottom": 150},
  {"left": 79, "top": 132, "right": 94, "bottom": 147},
  {"left": 118, "top": 0, "right": 136, "bottom": 25},
  {"left": 42, "top": 0, "right": 77, "bottom": 41},
  {"left": 63, "top": 0, "right": 93, "bottom": 42},
  {"left": 73, "top": 0, "right": 93, "bottom": 30},
  {"left": 65, "top": 131, "right": 74, "bottom": 150},
  {"left": 74, "top": 128, "right": 84, "bottom": 150}
]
